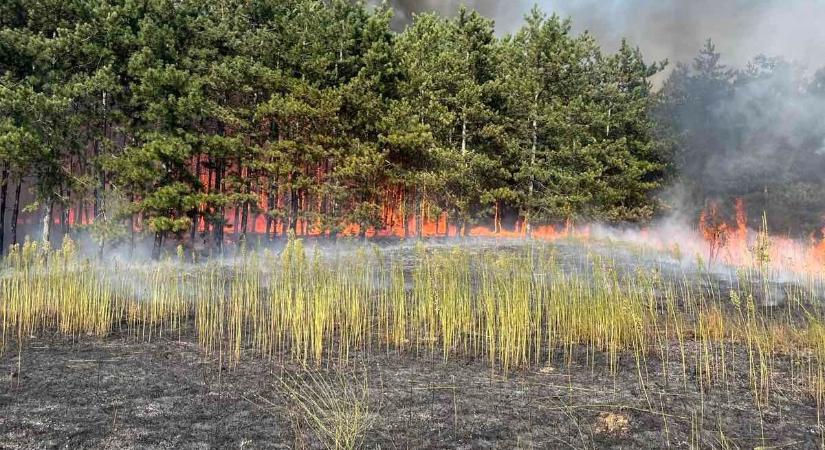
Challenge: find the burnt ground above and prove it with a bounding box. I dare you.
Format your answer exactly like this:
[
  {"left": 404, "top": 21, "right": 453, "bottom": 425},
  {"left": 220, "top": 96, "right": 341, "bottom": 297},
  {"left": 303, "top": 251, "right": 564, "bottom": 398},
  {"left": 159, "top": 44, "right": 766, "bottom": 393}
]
[{"left": 1, "top": 331, "right": 823, "bottom": 449}]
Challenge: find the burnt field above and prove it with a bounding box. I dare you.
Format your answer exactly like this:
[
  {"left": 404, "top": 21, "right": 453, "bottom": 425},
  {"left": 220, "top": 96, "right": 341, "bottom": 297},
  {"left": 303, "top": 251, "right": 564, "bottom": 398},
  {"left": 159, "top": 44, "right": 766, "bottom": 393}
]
[
  {"left": 2, "top": 330, "right": 822, "bottom": 449},
  {"left": 2, "top": 237, "right": 825, "bottom": 449}
]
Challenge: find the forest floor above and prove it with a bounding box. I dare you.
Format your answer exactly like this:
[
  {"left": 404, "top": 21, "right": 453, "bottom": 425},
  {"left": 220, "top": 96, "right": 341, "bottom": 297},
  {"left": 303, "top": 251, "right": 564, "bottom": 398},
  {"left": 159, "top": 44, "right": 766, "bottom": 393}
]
[{"left": 1, "top": 329, "right": 822, "bottom": 449}]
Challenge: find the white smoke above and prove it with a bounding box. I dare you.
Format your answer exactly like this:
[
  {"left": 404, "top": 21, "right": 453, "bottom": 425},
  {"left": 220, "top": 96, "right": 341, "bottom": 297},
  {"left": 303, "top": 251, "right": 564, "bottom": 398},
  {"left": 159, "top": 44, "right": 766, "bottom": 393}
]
[{"left": 383, "top": 1, "right": 825, "bottom": 74}]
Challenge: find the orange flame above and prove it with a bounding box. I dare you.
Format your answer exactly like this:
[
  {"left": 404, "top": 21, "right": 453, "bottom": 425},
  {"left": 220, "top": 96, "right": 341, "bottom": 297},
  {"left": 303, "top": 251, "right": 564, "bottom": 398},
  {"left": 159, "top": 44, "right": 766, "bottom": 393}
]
[{"left": 693, "top": 198, "right": 825, "bottom": 273}]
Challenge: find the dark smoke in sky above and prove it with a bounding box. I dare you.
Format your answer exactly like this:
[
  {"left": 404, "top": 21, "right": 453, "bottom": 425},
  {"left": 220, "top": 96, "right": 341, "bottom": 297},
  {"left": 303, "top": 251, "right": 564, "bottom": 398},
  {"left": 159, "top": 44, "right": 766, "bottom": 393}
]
[{"left": 383, "top": 0, "right": 825, "bottom": 70}]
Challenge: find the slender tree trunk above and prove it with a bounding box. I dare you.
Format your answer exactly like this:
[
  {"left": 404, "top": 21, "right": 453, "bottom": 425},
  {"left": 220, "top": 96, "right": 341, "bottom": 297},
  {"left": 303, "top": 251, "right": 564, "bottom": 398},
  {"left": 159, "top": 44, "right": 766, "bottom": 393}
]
[
  {"left": 42, "top": 199, "right": 53, "bottom": 245},
  {"left": 61, "top": 199, "right": 69, "bottom": 237},
  {"left": 190, "top": 208, "right": 199, "bottom": 242},
  {"left": 460, "top": 111, "right": 469, "bottom": 240},
  {"left": 233, "top": 159, "right": 242, "bottom": 238},
  {"left": 461, "top": 113, "right": 467, "bottom": 157},
  {"left": 323, "top": 159, "right": 332, "bottom": 236},
  {"left": 265, "top": 190, "right": 274, "bottom": 241},
  {"left": 526, "top": 105, "right": 538, "bottom": 238},
  {"left": 301, "top": 195, "right": 307, "bottom": 236},
  {"left": 283, "top": 187, "right": 291, "bottom": 238},
  {"left": 0, "top": 165, "right": 8, "bottom": 255},
  {"left": 128, "top": 194, "right": 136, "bottom": 256},
  {"left": 98, "top": 91, "right": 108, "bottom": 223},
  {"left": 190, "top": 155, "right": 201, "bottom": 242},
  {"left": 152, "top": 231, "right": 164, "bottom": 260},
  {"left": 58, "top": 186, "right": 67, "bottom": 236},
  {"left": 241, "top": 200, "right": 249, "bottom": 240},
  {"left": 213, "top": 159, "right": 224, "bottom": 253},
  {"left": 206, "top": 159, "right": 215, "bottom": 253},
  {"left": 235, "top": 158, "right": 244, "bottom": 239},
  {"left": 130, "top": 217, "right": 136, "bottom": 256},
  {"left": 403, "top": 189, "right": 410, "bottom": 238},
  {"left": 233, "top": 205, "right": 240, "bottom": 237},
  {"left": 415, "top": 189, "right": 423, "bottom": 239},
  {"left": 493, "top": 202, "right": 498, "bottom": 234},
  {"left": 93, "top": 138, "right": 101, "bottom": 219},
  {"left": 289, "top": 179, "right": 299, "bottom": 235},
  {"left": 10, "top": 178, "right": 21, "bottom": 246}
]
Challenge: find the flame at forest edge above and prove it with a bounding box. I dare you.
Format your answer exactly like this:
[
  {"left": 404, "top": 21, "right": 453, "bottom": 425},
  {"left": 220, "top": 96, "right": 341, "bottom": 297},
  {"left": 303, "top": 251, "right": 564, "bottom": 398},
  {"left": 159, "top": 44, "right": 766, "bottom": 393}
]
[
  {"left": 53, "top": 190, "right": 825, "bottom": 274},
  {"left": 694, "top": 198, "right": 825, "bottom": 273}
]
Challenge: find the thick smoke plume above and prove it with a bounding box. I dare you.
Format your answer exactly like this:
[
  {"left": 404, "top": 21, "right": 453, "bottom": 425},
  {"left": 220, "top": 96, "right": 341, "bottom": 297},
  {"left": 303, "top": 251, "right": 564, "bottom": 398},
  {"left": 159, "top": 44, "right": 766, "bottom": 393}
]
[{"left": 385, "top": 1, "right": 825, "bottom": 70}]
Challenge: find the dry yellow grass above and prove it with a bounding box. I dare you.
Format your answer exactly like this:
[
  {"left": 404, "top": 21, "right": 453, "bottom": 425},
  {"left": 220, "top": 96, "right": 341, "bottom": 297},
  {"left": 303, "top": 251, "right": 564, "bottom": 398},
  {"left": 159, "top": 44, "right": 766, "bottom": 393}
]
[{"left": 2, "top": 234, "right": 825, "bottom": 420}]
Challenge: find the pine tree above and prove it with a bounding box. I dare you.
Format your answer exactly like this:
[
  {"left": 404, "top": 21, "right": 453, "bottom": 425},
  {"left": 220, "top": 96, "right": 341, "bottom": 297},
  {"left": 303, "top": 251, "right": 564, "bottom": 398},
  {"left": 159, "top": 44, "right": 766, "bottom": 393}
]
[
  {"left": 500, "top": 8, "right": 581, "bottom": 233},
  {"left": 580, "top": 39, "right": 666, "bottom": 221}
]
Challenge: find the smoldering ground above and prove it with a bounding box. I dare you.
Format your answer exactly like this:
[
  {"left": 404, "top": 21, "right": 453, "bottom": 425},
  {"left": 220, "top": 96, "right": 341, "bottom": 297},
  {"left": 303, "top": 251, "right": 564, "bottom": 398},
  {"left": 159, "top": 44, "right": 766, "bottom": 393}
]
[{"left": 3, "top": 332, "right": 822, "bottom": 449}]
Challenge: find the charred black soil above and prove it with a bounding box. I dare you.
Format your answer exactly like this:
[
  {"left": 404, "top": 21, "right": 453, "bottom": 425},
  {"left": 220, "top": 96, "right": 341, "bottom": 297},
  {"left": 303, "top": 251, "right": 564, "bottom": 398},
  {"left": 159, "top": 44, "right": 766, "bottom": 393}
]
[{"left": 1, "top": 330, "right": 822, "bottom": 449}]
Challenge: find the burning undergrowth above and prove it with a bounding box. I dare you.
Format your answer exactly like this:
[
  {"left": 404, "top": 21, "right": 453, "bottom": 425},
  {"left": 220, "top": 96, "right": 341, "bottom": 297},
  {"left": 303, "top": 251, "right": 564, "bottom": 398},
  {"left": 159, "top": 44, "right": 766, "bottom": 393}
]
[{"left": 3, "top": 226, "right": 825, "bottom": 351}]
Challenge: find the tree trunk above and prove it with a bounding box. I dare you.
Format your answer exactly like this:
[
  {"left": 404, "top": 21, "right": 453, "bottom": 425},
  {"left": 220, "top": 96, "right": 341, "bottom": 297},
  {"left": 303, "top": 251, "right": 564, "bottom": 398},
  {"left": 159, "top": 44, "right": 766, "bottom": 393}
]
[
  {"left": 129, "top": 194, "right": 136, "bottom": 256},
  {"left": 234, "top": 157, "right": 243, "bottom": 238},
  {"left": 265, "top": 190, "right": 275, "bottom": 241},
  {"left": 493, "top": 202, "right": 498, "bottom": 234},
  {"left": 461, "top": 113, "right": 467, "bottom": 157},
  {"left": 61, "top": 202, "right": 69, "bottom": 237},
  {"left": 10, "top": 178, "right": 21, "bottom": 246},
  {"left": 42, "top": 199, "right": 53, "bottom": 245},
  {"left": 93, "top": 138, "right": 101, "bottom": 219},
  {"left": 289, "top": 182, "right": 299, "bottom": 235},
  {"left": 283, "top": 188, "right": 291, "bottom": 238},
  {"left": 415, "top": 189, "right": 423, "bottom": 239},
  {"left": 213, "top": 159, "right": 224, "bottom": 253},
  {"left": 403, "top": 189, "right": 410, "bottom": 238},
  {"left": 0, "top": 165, "right": 8, "bottom": 255},
  {"left": 59, "top": 186, "right": 68, "bottom": 236},
  {"left": 526, "top": 110, "right": 537, "bottom": 238},
  {"left": 190, "top": 208, "right": 199, "bottom": 243},
  {"left": 152, "top": 231, "right": 164, "bottom": 260},
  {"left": 98, "top": 91, "right": 109, "bottom": 223},
  {"left": 233, "top": 205, "right": 240, "bottom": 237},
  {"left": 241, "top": 200, "right": 249, "bottom": 240},
  {"left": 190, "top": 155, "right": 201, "bottom": 242}
]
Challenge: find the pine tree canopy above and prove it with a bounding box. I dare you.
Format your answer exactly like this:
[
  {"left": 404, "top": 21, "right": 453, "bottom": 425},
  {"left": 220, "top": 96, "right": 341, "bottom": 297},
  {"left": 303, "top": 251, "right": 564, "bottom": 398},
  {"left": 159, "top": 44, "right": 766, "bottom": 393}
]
[{"left": 0, "top": 0, "right": 680, "bottom": 255}]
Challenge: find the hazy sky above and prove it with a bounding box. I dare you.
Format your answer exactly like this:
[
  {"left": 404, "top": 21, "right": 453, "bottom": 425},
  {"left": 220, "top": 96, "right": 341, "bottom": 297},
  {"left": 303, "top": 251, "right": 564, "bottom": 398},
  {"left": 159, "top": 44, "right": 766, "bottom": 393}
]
[{"left": 387, "top": 0, "right": 825, "bottom": 69}]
